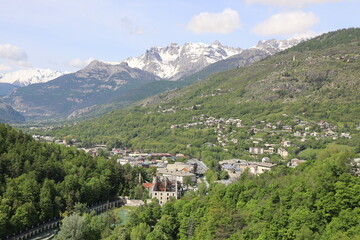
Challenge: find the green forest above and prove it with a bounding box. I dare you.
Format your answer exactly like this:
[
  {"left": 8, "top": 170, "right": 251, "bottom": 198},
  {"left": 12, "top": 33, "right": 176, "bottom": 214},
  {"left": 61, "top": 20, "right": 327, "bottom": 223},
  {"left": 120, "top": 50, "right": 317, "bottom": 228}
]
[
  {"left": 0, "top": 124, "right": 153, "bottom": 238},
  {"left": 58, "top": 144, "right": 360, "bottom": 240}
]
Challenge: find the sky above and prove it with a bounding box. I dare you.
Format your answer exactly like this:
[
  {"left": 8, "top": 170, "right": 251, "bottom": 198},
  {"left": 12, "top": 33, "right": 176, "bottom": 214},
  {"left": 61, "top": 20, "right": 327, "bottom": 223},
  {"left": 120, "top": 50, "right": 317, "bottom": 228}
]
[{"left": 0, "top": 0, "right": 359, "bottom": 73}]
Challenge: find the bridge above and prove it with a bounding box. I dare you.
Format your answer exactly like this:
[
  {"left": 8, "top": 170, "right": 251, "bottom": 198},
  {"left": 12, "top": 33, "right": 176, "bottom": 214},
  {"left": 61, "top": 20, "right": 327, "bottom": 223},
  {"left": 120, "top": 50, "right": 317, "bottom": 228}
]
[{"left": 4, "top": 198, "right": 124, "bottom": 240}]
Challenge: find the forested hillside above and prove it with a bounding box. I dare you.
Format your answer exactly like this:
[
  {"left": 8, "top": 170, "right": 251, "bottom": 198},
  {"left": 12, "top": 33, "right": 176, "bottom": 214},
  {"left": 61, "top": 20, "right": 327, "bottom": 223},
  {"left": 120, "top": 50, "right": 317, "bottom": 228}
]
[
  {"left": 64, "top": 144, "right": 360, "bottom": 240},
  {"left": 51, "top": 28, "right": 360, "bottom": 159},
  {"left": 0, "top": 124, "right": 152, "bottom": 238}
]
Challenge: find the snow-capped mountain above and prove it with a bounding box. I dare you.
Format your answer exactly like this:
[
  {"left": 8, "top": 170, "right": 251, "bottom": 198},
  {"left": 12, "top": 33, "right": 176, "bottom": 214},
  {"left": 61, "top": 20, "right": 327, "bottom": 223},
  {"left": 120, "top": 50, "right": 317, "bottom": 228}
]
[
  {"left": 251, "top": 37, "right": 310, "bottom": 55},
  {"left": 120, "top": 41, "right": 242, "bottom": 80},
  {"left": 0, "top": 68, "right": 68, "bottom": 87}
]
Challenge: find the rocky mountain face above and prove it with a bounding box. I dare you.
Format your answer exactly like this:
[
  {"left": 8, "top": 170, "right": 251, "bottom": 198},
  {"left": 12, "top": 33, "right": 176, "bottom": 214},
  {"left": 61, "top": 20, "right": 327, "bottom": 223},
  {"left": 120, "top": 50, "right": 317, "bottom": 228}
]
[
  {"left": 2, "top": 38, "right": 308, "bottom": 121},
  {"left": 3, "top": 61, "right": 160, "bottom": 119},
  {"left": 0, "top": 68, "right": 67, "bottom": 86},
  {"left": 0, "top": 83, "right": 18, "bottom": 96},
  {"left": 0, "top": 100, "right": 25, "bottom": 123},
  {"left": 175, "top": 38, "right": 308, "bottom": 86},
  {"left": 120, "top": 38, "right": 307, "bottom": 81},
  {"left": 122, "top": 41, "right": 242, "bottom": 80},
  {"left": 251, "top": 37, "right": 309, "bottom": 55}
]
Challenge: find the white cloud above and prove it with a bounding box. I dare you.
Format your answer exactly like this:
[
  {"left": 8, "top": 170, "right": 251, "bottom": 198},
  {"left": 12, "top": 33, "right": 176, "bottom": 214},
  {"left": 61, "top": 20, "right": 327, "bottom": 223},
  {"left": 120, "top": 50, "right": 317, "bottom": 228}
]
[
  {"left": 246, "top": 0, "right": 342, "bottom": 7},
  {"left": 252, "top": 11, "right": 319, "bottom": 36},
  {"left": 187, "top": 8, "right": 242, "bottom": 34},
  {"left": 0, "top": 44, "right": 28, "bottom": 61},
  {"left": 0, "top": 64, "right": 12, "bottom": 71},
  {"left": 66, "top": 58, "right": 95, "bottom": 68}
]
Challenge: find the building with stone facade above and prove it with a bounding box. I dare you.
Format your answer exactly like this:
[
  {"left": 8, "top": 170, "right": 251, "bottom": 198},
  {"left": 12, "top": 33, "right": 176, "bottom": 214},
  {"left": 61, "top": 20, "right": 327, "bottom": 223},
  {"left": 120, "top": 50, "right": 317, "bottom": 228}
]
[{"left": 147, "top": 176, "right": 182, "bottom": 205}]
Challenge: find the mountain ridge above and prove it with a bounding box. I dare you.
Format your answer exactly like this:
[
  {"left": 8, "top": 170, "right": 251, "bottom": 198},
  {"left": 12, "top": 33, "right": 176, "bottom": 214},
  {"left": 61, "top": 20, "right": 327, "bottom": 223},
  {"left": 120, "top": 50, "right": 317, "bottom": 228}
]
[
  {"left": 51, "top": 28, "right": 360, "bottom": 151},
  {"left": 2, "top": 37, "right": 308, "bottom": 121},
  {"left": 0, "top": 68, "right": 68, "bottom": 86},
  {"left": 0, "top": 100, "right": 25, "bottom": 123},
  {"left": 3, "top": 62, "right": 160, "bottom": 119}
]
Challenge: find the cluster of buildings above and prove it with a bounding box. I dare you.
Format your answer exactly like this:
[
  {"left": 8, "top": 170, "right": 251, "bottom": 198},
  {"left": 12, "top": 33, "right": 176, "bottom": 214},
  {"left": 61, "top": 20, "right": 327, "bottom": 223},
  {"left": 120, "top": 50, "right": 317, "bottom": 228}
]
[
  {"left": 30, "top": 114, "right": 357, "bottom": 207},
  {"left": 114, "top": 152, "right": 189, "bottom": 169},
  {"left": 248, "top": 139, "right": 291, "bottom": 159},
  {"left": 219, "top": 159, "right": 277, "bottom": 181},
  {"left": 171, "top": 115, "right": 243, "bottom": 131},
  {"left": 155, "top": 104, "right": 202, "bottom": 115}
]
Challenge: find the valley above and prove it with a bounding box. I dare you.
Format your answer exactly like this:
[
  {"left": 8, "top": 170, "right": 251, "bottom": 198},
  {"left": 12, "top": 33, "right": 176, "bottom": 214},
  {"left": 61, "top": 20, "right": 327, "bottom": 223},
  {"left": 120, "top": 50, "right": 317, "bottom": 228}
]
[{"left": 0, "top": 28, "right": 359, "bottom": 240}]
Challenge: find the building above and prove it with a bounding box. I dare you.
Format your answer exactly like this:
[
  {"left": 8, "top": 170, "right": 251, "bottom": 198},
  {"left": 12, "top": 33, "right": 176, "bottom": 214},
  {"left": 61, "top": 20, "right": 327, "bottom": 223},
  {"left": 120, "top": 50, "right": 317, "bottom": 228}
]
[
  {"left": 264, "top": 147, "right": 275, "bottom": 154},
  {"left": 253, "top": 162, "right": 276, "bottom": 173},
  {"left": 157, "top": 168, "right": 197, "bottom": 184},
  {"left": 148, "top": 176, "right": 182, "bottom": 205},
  {"left": 166, "top": 162, "right": 196, "bottom": 173},
  {"left": 249, "top": 147, "right": 264, "bottom": 155},
  {"left": 278, "top": 148, "right": 289, "bottom": 158},
  {"left": 281, "top": 140, "right": 292, "bottom": 147},
  {"left": 287, "top": 158, "right": 306, "bottom": 168},
  {"left": 219, "top": 159, "right": 276, "bottom": 180}
]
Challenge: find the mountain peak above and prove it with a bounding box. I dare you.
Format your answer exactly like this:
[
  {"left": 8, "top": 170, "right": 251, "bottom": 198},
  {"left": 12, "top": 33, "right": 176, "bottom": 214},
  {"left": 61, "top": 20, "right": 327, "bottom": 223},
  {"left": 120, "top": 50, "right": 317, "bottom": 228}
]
[
  {"left": 251, "top": 37, "right": 308, "bottom": 54},
  {"left": 84, "top": 60, "right": 107, "bottom": 69},
  {"left": 0, "top": 68, "right": 68, "bottom": 87},
  {"left": 123, "top": 41, "right": 242, "bottom": 80},
  {"left": 211, "top": 40, "right": 222, "bottom": 46}
]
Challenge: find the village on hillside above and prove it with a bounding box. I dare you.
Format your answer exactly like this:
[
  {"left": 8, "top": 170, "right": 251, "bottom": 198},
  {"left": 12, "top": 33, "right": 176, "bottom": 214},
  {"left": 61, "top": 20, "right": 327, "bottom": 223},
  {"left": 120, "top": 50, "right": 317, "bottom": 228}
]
[{"left": 30, "top": 113, "right": 356, "bottom": 205}]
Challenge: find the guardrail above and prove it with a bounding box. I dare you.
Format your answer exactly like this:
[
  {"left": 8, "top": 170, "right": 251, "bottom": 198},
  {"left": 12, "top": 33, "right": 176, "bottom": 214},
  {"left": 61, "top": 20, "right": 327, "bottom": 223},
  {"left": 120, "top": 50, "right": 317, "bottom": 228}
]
[{"left": 4, "top": 198, "right": 124, "bottom": 240}]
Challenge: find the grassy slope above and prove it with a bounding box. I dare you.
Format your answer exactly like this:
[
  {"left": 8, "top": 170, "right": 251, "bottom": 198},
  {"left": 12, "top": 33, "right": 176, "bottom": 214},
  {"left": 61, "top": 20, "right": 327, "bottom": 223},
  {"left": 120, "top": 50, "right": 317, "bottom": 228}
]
[{"left": 52, "top": 28, "right": 360, "bottom": 154}]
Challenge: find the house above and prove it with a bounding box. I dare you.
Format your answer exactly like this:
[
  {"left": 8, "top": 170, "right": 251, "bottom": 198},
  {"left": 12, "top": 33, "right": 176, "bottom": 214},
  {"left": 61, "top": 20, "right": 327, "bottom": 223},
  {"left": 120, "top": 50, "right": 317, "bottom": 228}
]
[
  {"left": 325, "top": 130, "right": 337, "bottom": 137},
  {"left": 287, "top": 158, "right": 306, "bottom": 168},
  {"left": 294, "top": 131, "right": 302, "bottom": 137},
  {"left": 151, "top": 153, "right": 172, "bottom": 158},
  {"left": 148, "top": 176, "right": 182, "bottom": 205},
  {"left": 157, "top": 168, "right": 197, "bottom": 184},
  {"left": 264, "top": 147, "right": 275, "bottom": 154},
  {"left": 310, "top": 132, "right": 318, "bottom": 137},
  {"left": 166, "top": 162, "right": 196, "bottom": 173},
  {"left": 249, "top": 147, "right": 264, "bottom": 155},
  {"left": 278, "top": 148, "right": 289, "bottom": 158},
  {"left": 340, "top": 133, "right": 351, "bottom": 139},
  {"left": 129, "top": 153, "right": 150, "bottom": 158},
  {"left": 281, "top": 140, "right": 292, "bottom": 147},
  {"left": 318, "top": 120, "right": 330, "bottom": 129},
  {"left": 253, "top": 162, "right": 277, "bottom": 174},
  {"left": 282, "top": 125, "right": 293, "bottom": 132}
]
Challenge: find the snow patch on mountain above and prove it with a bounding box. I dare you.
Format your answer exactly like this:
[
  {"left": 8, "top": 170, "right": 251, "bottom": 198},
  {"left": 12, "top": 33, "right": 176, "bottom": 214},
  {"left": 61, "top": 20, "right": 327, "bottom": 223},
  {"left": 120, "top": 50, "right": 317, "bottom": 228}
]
[
  {"left": 0, "top": 68, "right": 69, "bottom": 86},
  {"left": 103, "top": 37, "right": 309, "bottom": 81},
  {"left": 120, "top": 41, "right": 242, "bottom": 80},
  {"left": 251, "top": 37, "right": 311, "bottom": 55}
]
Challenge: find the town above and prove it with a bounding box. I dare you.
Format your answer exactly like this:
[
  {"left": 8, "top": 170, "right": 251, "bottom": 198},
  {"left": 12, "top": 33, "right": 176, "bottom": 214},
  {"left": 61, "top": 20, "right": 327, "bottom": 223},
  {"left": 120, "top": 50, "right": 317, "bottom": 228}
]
[{"left": 29, "top": 112, "right": 356, "bottom": 205}]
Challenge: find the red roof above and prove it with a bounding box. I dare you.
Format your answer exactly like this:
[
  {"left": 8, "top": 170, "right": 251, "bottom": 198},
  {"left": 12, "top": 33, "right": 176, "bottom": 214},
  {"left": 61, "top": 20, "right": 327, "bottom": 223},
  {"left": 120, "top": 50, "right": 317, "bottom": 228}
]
[{"left": 142, "top": 183, "right": 154, "bottom": 188}]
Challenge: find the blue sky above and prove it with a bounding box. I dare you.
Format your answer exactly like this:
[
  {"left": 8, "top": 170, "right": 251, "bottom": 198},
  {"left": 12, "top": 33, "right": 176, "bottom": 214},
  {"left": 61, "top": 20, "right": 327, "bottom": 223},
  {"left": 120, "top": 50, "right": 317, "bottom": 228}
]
[{"left": 0, "top": 0, "right": 358, "bottom": 73}]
